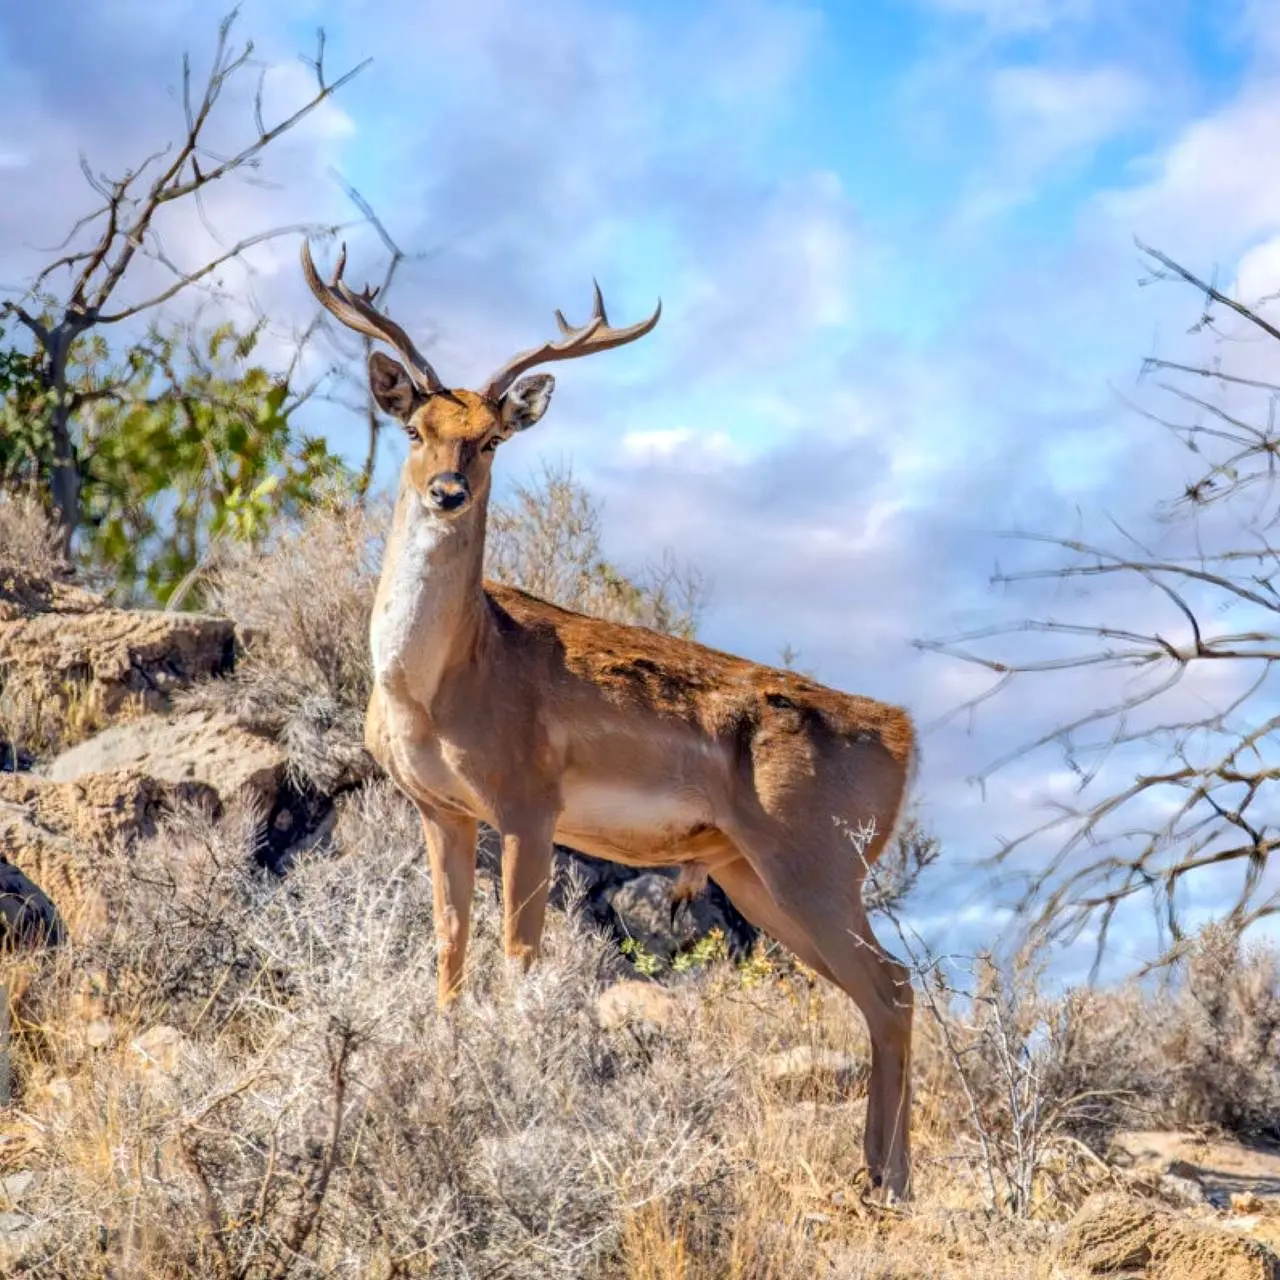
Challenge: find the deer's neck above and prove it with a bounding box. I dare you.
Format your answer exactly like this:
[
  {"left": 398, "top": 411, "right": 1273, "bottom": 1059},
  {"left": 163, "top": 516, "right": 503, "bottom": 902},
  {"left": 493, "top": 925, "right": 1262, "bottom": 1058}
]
[{"left": 370, "top": 480, "right": 491, "bottom": 710}]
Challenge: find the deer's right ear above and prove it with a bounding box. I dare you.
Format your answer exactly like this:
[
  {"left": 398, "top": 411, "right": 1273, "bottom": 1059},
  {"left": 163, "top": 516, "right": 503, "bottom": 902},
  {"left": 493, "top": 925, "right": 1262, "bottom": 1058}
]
[{"left": 368, "top": 351, "right": 421, "bottom": 422}]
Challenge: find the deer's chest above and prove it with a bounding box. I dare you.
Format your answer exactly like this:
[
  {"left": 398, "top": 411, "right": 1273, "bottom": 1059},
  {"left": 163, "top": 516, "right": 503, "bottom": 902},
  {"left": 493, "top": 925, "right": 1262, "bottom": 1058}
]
[{"left": 379, "top": 693, "right": 493, "bottom": 819}]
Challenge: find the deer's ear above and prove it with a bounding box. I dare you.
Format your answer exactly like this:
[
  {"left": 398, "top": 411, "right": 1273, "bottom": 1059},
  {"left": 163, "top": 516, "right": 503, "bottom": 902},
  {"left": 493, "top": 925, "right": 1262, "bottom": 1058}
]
[
  {"left": 368, "top": 351, "right": 421, "bottom": 422},
  {"left": 500, "top": 373, "right": 555, "bottom": 435}
]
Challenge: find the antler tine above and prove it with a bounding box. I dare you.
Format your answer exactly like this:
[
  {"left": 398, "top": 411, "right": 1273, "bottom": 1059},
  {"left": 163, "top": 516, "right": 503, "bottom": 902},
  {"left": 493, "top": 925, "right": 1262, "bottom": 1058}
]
[
  {"left": 300, "top": 238, "right": 443, "bottom": 394},
  {"left": 555, "top": 279, "right": 609, "bottom": 336},
  {"left": 483, "top": 280, "right": 661, "bottom": 402}
]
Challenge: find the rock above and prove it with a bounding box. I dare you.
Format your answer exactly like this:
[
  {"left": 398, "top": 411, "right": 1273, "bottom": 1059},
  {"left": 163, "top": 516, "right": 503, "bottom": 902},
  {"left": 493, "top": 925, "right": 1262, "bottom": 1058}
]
[
  {"left": 0, "top": 858, "right": 64, "bottom": 947},
  {"left": 606, "top": 870, "right": 747, "bottom": 961},
  {"left": 1050, "top": 1191, "right": 1280, "bottom": 1280},
  {"left": 0, "top": 1206, "right": 44, "bottom": 1263},
  {"left": 476, "top": 841, "right": 758, "bottom": 964},
  {"left": 606, "top": 873, "right": 689, "bottom": 960},
  {"left": 84, "top": 1019, "right": 114, "bottom": 1049},
  {"left": 0, "top": 1171, "right": 38, "bottom": 1203},
  {"left": 1234, "top": 1193, "right": 1267, "bottom": 1215},
  {"left": 42, "top": 709, "right": 328, "bottom": 871},
  {"left": 43, "top": 1077, "right": 73, "bottom": 1108},
  {"left": 1, "top": 769, "right": 215, "bottom": 850},
  {"left": 0, "top": 570, "right": 234, "bottom": 716},
  {"left": 1108, "top": 1131, "right": 1280, "bottom": 1213},
  {"left": 46, "top": 709, "right": 283, "bottom": 808},
  {"left": 1161, "top": 1171, "right": 1212, "bottom": 1208},
  {"left": 597, "top": 979, "right": 678, "bottom": 1032},
  {"left": 761, "top": 1046, "right": 866, "bottom": 1100},
  {"left": 0, "top": 770, "right": 216, "bottom": 937}
]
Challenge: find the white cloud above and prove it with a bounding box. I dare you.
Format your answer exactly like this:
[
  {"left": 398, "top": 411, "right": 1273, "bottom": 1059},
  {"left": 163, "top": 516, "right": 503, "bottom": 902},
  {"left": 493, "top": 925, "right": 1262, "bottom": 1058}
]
[
  {"left": 956, "top": 64, "right": 1148, "bottom": 222},
  {"left": 1092, "top": 83, "right": 1280, "bottom": 261},
  {"left": 619, "top": 427, "right": 742, "bottom": 467}
]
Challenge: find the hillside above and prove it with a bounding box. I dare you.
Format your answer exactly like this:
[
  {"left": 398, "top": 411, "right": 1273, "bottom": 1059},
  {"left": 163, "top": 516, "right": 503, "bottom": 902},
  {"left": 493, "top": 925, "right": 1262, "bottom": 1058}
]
[{"left": 0, "top": 501, "right": 1278, "bottom": 1278}]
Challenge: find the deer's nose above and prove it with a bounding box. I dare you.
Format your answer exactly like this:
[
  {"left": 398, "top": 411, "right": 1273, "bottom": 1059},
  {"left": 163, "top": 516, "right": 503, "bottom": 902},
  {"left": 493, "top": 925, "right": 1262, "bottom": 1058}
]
[{"left": 427, "top": 472, "right": 471, "bottom": 513}]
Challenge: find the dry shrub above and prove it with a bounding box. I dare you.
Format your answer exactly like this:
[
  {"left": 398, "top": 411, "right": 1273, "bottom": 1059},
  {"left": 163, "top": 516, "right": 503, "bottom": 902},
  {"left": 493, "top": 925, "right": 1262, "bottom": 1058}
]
[
  {"left": 898, "top": 924, "right": 1280, "bottom": 1222},
  {"left": 1133, "top": 925, "right": 1280, "bottom": 1139},
  {"left": 0, "top": 490, "right": 66, "bottom": 578},
  {"left": 487, "top": 461, "right": 707, "bottom": 639},
  {"left": 207, "top": 493, "right": 386, "bottom": 710},
  {"left": 11, "top": 794, "right": 1274, "bottom": 1274},
  {"left": 0, "top": 783, "right": 744, "bottom": 1278},
  {"left": 193, "top": 496, "right": 388, "bottom": 793}
]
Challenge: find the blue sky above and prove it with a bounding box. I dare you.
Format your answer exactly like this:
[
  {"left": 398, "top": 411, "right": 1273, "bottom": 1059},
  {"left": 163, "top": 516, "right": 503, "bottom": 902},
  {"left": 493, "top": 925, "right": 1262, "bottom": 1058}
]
[{"left": 4, "top": 0, "right": 1280, "bottom": 981}]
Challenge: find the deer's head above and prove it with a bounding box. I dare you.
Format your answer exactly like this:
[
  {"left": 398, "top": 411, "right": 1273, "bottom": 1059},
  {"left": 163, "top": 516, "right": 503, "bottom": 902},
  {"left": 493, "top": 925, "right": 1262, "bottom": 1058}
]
[{"left": 302, "top": 241, "right": 661, "bottom": 519}]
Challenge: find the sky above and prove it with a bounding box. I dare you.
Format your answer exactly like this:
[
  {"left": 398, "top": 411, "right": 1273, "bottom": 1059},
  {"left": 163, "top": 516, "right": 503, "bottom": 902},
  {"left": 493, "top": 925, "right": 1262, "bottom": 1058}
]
[{"left": 3, "top": 0, "right": 1280, "bottom": 983}]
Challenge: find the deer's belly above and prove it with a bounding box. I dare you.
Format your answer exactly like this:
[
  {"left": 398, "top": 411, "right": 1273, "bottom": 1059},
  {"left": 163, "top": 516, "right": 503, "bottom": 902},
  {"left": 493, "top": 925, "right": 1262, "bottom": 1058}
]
[{"left": 556, "top": 781, "right": 715, "bottom": 862}]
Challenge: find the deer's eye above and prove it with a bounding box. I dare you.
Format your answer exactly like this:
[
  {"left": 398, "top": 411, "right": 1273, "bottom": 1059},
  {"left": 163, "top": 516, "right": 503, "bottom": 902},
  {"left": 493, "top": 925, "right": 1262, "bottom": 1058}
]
[
  {"left": 481, "top": 437, "right": 500, "bottom": 453},
  {"left": 405, "top": 423, "right": 421, "bottom": 443}
]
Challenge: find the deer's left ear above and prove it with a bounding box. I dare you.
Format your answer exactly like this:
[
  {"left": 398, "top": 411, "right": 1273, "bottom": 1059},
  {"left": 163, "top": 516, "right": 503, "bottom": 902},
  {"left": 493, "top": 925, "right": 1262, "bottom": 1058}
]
[{"left": 500, "top": 373, "right": 555, "bottom": 435}]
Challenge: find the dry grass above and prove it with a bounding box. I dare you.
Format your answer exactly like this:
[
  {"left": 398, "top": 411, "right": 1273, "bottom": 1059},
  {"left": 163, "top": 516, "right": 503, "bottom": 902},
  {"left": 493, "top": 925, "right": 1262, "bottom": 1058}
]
[
  {"left": 2, "top": 778, "right": 1274, "bottom": 1276},
  {"left": 0, "top": 491, "right": 66, "bottom": 580}
]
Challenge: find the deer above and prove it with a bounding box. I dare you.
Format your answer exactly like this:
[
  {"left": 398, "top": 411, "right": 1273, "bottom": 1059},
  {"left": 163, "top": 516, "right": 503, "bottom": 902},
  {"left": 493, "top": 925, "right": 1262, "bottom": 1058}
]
[{"left": 301, "top": 239, "right": 920, "bottom": 1197}]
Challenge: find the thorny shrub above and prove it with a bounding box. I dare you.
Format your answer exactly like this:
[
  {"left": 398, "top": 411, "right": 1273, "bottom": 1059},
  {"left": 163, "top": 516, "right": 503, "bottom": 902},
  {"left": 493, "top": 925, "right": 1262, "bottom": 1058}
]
[{"left": 1, "top": 783, "right": 740, "bottom": 1278}]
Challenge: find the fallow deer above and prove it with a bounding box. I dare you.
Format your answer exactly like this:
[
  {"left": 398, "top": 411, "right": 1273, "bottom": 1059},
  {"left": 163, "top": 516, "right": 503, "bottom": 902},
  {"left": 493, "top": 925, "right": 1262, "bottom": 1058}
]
[{"left": 301, "top": 240, "right": 919, "bottom": 1196}]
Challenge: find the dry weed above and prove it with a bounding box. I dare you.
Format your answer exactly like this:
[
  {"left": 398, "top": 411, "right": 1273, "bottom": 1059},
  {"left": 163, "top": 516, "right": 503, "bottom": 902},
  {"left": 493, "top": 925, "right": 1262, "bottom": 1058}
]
[
  {"left": 0, "top": 491, "right": 66, "bottom": 579},
  {"left": 487, "top": 460, "right": 707, "bottom": 639}
]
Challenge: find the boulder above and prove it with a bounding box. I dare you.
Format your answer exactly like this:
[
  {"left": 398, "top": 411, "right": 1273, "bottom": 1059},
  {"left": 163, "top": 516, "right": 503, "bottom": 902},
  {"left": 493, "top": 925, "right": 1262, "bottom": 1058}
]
[
  {"left": 0, "top": 770, "right": 217, "bottom": 937},
  {"left": 0, "top": 859, "right": 64, "bottom": 948},
  {"left": 596, "top": 979, "right": 678, "bottom": 1032},
  {"left": 1050, "top": 1191, "right": 1279, "bottom": 1280},
  {"left": 0, "top": 570, "right": 234, "bottom": 717},
  {"left": 475, "top": 841, "right": 758, "bottom": 965},
  {"left": 42, "top": 708, "right": 318, "bottom": 870},
  {"left": 1108, "top": 1131, "right": 1280, "bottom": 1212},
  {"left": 760, "top": 1046, "right": 866, "bottom": 1100},
  {"left": 46, "top": 709, "right": 283, "bottom": 808}
]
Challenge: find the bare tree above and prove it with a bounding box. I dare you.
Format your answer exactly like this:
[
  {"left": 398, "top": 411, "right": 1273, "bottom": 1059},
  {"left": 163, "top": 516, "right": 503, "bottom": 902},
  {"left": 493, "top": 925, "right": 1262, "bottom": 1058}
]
[
  {"left": 0, "top": 9, "right": 367, "bottom": 551},
  {"left": 919, "top": 240, "right": 1280, "bottom": 975}
]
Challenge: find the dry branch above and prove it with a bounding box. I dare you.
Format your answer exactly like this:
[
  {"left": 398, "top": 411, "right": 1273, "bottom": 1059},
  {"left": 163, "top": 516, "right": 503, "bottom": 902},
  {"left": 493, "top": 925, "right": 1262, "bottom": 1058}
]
[
  {"left": 918, "top": 242, "right": 1280, "bottom": 974},
  {"left": 0, "top": 8, "right": 367, "bottom": 549}
]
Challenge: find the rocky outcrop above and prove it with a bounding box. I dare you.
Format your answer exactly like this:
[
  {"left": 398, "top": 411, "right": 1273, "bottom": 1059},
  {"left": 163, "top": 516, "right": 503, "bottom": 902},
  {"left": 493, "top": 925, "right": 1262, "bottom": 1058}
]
[
  {"left": 0, "top": 569, "right": 234, "bottom": 716},
  {"left": 0, "top": 771, "right": 217, "bottom": 938},
  {"left": 0, "top": 860, "right": 63, "bottom": 947},
  {"left": 1049, "top": 1192, "right": 1279, "bottom": 1279},
  {"left": 46, "top": 710, "right": 284, "bottom": 811},
  {"left": 43, "top": 709, "right": 329, "bottom": 871}
]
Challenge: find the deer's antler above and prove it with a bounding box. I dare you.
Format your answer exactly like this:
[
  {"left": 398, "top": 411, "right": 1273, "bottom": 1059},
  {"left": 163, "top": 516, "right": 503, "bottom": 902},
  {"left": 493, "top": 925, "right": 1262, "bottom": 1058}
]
[
  {"left": 301, "top": 238, "right": 444, "bottom": 394},
  {"left": 481, "top": 280, "right": 661, "bottom": 402}
]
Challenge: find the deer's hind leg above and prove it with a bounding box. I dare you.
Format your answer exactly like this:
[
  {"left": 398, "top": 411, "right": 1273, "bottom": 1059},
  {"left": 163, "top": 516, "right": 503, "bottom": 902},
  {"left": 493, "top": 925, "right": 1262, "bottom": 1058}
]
[{"left": 719, "top": 813, "right": 915, "bottom": 1198}]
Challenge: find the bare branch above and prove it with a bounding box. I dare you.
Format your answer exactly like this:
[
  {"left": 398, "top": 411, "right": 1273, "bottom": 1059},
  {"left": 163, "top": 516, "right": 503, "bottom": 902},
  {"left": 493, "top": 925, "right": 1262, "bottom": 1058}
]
[{"left": 919, "top": 242, "right": 1280, "bottom": 972}]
